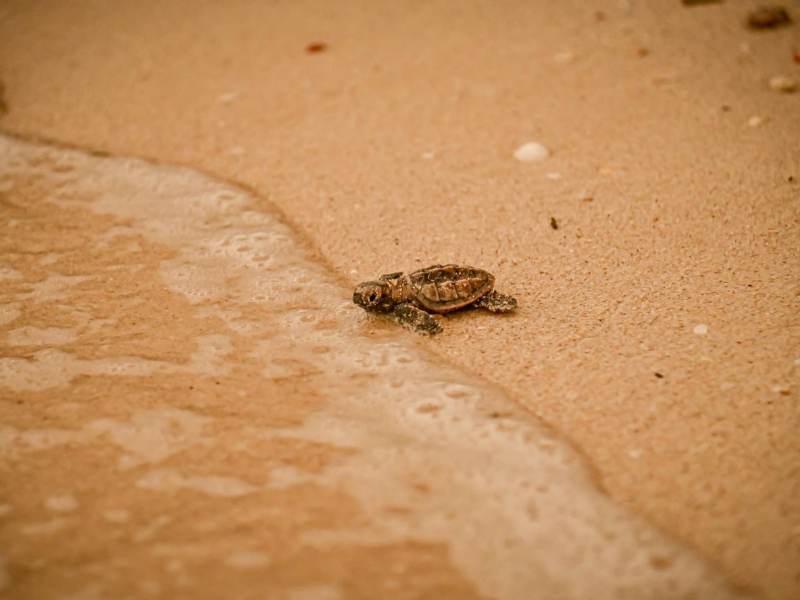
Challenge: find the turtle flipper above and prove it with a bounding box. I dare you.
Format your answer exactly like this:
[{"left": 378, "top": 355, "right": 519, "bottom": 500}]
[
  {"left": 474, "top": 290, "right": 517, "bottom": 313},
  {"left": 393, "top": 303, "right": 443, "bottom": 334},
  {"left": 379, "top": 272, "right": 404, "bottom": 282}
]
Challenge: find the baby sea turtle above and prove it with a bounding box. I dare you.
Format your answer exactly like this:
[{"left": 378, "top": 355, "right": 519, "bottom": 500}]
[{"left": 353, "top": 264, "right": 517, "bottom": 334}]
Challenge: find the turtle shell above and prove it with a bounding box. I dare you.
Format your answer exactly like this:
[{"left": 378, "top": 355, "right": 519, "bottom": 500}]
[{"left": 407, "top": 264, "right": 494, "bottom": 313}]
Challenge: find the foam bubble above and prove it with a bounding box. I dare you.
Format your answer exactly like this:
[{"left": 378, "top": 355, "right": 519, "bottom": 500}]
[
  {"left": 284, "top": 586, "right": 343, "bottom": 600},
  {"left": 0, "top": 557, "right": 9, "bottom": 592},
  {"left": 20, "top": 274, "right": 92, "bottom": 302},
  {"left": 21, "top": 518, "right": 71, "bottom": 536},
  {"left": 44, "top": 494, "right": 79, "bottom": 513},
  {"left": 85, "top": 409, "right": 212, "bottom": 467},
  {"left": 7, "top": 326, "right": 79, "bottom": 346},
  {"left": 0, "top": 304, "right": 21, "bottom": 326},
  {"left": 132, "top": 516, "right": 172, "bottom": 543},
  {"left": 0, "top": 266, "right": 22, "bottom": 281},
  {"left": 136, "top": 469, "right": 257, "bottom": 497},
  {"left": 224, "top": 551, "right": 271, "bottom": 570},
  {"left": 102, "top": 509, "right": 130, "bottom": 523}
]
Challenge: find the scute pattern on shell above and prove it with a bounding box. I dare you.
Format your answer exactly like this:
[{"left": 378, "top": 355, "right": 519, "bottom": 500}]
[{"left": 408, "top": 264, "right": 495, "bottom": 313}]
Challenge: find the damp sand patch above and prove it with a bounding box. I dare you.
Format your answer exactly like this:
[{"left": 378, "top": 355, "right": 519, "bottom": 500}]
[{"left": 0, "top": 134, "right": 751, "bottom": 599}]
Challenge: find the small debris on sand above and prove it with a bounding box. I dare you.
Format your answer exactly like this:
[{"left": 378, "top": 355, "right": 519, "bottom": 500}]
[
  {"left": 546, "top": 172, "right": 562, "bottom": 180},
  {"left": 550, "top": 217, "right": 559, "bottom": 230},
  {"left": 693, "top": 324, "right": 709, "bottom": 335},
  {"left": 748, "top": 115, "right": 764, "bottom": 127},
  {"left": 305, "top": 42, "right": 328, "bottom": 54},
  {"left": 514, "top": 142, "right": 550, "bottom": 163},
  {"left": 598, "top": 165, "right": 615, "bottom": 176},
  {"left": 746, "top": 6, "right": 792, "bottom": 30},
  {"left": 768, "top": 75, "right": 797, "bottom": 93},
  {"left": 655, "top": 372, "right": 664, "bottom": 379}
]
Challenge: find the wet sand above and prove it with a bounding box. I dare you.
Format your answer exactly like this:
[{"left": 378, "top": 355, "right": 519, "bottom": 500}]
[
  {"left": 0, "top": 1, "right": 798, "bottom": 598},
  {"left": 0, "top": 133, "right": 751, "bottom": 599}
]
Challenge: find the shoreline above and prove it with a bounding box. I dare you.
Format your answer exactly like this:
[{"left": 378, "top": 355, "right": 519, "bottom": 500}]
[{"left": 0, "top": 132, "right": 753, "bottom": 599}]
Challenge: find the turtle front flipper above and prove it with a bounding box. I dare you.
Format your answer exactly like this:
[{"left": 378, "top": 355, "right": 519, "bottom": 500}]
[
  {"left": 393, "top": 303, "right": 443, "bottom": 335},
  {"left": 474, "top": 290, "right": 517, "bottom": 313}
]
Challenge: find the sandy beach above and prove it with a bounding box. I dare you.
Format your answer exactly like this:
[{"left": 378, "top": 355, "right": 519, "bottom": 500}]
[{"left": 1, "top": 1, "right": 798, "bottom": 599}]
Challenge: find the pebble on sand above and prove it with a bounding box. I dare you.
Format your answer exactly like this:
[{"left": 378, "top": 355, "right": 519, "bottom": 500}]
[
  {"left": 514, "top": 142, "right": 550, "bottom": 163},
  {"left": 748, "top": 115, "right": 764, "bottom": 127},
  {"left": 746, "top": 6, "right": 792, "bottom": 30},
  {"left": 216, "top": 92, "right": 238, "bottom": 104},
  {"left": 768, "top": 76, "right": 797, "bottom": 93},
  {"left": 693, "top": 324, "right": 709, "bottom": 336},
  {"left": 305, "top": 42, "right": 328, "bottom": 54},
  {"left": 552, "top": 52, "right": 575, "bottom": 64}
]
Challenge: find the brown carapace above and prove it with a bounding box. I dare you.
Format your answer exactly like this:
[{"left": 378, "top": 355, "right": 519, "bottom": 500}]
[{"left": 353, "top": 264, "right": 517, "bottom": 334}]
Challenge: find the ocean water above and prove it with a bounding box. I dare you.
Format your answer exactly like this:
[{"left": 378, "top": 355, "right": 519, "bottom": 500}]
[{"left": 0, "top": 134, "right": 750, "bottom": 599}]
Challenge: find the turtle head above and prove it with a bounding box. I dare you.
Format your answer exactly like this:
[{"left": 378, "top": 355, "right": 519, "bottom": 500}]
[{"left": 353, "top": 280, "right": 396, "bottom": 312}]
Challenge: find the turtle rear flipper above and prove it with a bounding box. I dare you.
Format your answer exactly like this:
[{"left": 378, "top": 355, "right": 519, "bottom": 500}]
[
  {"left": 393, "top": 303, "right": 442, "bottom": 334},
  {"left": 474, "top": 290, "right": 517, "bottom": 313},
  {"left": 379, "top": 272, "right": 404, "bottom": 281}
]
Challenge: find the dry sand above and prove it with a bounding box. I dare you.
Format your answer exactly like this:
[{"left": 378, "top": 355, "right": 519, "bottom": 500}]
[{"left": 0, "top": 0, "right": 798, "bottom": 599}]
